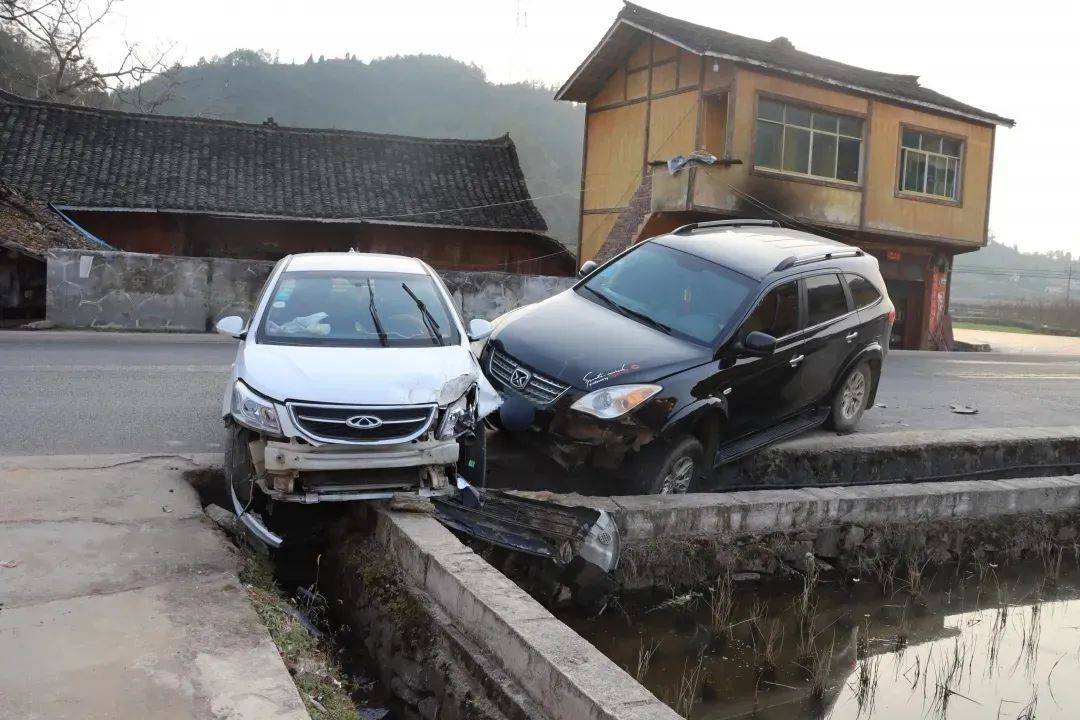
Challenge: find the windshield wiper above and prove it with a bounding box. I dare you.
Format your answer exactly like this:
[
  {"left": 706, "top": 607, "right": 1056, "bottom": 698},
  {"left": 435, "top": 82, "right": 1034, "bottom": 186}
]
[
  {"left": 583, "top": 286, "right": 673, "bottom": 335},
  {"left": 400, "top": 283, "right": 443, "bottom": 346},
  {"left": 365, "top": 277, "right": 389, "bottom": 347}
]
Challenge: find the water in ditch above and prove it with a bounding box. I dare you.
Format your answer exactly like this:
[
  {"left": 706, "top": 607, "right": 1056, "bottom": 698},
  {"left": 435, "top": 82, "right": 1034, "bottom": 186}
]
[{"left": 560, "top": 561, "right": 1080, "bottom": 719}]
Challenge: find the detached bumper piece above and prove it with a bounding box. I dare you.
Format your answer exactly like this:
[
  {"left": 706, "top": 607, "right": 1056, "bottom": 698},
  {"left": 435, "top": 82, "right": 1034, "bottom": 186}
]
[{"left": 431, "top": 487, "right": 621, "bottom": 609}]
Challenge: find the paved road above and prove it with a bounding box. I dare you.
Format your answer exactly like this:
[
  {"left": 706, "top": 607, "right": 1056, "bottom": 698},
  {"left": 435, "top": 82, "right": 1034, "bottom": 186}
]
[{"left": 2, "top": 330, "right": 1079, "bottom": 456}]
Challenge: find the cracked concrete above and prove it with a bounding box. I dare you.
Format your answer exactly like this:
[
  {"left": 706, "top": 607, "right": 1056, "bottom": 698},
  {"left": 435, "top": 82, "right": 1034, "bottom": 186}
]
[{"left": 0, "top": 454, "right": 308, "bottom": 720}]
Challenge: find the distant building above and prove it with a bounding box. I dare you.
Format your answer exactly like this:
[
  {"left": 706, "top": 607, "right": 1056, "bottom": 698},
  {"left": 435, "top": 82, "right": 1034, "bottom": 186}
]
[
  {"left": 558, "top": 2, "right": 1014, "bottom": 349},
  {"left": 0, "top": 89, "right": 572, "bottom": 295}
]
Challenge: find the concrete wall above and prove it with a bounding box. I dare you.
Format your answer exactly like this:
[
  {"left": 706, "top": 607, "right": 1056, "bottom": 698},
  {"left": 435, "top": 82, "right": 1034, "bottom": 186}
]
[{"left": 46, "top": 249, "right": 575, "bottom": 332}]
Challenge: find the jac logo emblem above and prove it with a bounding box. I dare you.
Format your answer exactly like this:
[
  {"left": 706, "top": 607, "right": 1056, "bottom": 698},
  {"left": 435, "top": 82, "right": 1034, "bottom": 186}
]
[
  {"left": 345, "top": 415, "right": 383, "bottom": 430},
  {"left": 509, "top": 368, "right": 532, "bottom": 390}
]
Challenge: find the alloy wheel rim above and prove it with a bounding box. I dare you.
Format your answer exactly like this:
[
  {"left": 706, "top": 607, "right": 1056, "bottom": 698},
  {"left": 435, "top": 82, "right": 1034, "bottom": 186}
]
[
  {"left": 660, "top": 456, "right": 695, "bottom": 494},
  {"left": 841, "top": 370, "right": 866, "bottom": 420}
]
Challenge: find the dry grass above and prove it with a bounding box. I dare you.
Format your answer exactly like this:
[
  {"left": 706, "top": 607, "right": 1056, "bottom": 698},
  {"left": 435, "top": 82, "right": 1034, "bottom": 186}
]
[
  {"left": 670, "top": 653, "right": 707, "bottom": 719},
  {"left": 239, "top": 550, "right": 360, "bottom": 720},
  {"left": 707, "top": 571, "right": 735, "bottom": 640},
  {"left": 635, "top": 637, "right": 663, "bottom": 684}
]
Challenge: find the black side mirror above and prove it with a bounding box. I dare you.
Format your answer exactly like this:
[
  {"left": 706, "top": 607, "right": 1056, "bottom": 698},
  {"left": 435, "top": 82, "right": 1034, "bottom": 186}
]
[
  {"left": 740, "top": 331, "right": 777, "bottom": 357},
  {"left": 578, "top": 260, "right": 598, "bottom": 278}
]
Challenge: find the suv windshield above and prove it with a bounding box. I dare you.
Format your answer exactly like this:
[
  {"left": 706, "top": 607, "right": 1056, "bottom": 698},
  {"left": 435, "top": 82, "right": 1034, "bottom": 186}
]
[
  {"left": 578, "top": 242, "right": 756, "bottom": 345},
  {"left": 257, "top": 270, "right": 460, "bottom": 347}
]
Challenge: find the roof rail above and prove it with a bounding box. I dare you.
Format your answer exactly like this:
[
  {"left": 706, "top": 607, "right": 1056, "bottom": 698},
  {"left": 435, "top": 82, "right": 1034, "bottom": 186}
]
[
  {"left": 774, "top": 249, "right": 863, "bottom": 272},
  {"left": 671, "top": 219, "right": 781, "bottom": 235}
]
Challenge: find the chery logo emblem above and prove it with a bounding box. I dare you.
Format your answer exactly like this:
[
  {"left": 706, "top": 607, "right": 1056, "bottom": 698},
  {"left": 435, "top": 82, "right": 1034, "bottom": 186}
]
[
  {"left": 345, "top": 414, "right": 383, "bottom": 430},
  {"left": 509, "top": 368, "right": 532, "bottom": 390}
]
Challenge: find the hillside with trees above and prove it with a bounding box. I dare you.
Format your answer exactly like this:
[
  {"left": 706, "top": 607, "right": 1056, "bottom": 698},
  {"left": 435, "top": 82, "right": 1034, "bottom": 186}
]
[{"left": 952, "top": 239, "right": 1075, "bottom": 305}]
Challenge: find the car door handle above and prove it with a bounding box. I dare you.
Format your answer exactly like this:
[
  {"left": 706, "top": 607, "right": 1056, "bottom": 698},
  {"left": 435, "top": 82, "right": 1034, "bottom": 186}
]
[
  {"left": 789, "top": 354, "right": 805, "bottom": 367},
  {"left": 845, "top": 332, "right": 859, "bottom": 342}
]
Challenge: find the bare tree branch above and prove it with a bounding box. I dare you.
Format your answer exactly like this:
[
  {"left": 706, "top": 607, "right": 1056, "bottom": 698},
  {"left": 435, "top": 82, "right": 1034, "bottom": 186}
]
[{"left": 1, "top": 0, "right": 178, "bottom": 109}]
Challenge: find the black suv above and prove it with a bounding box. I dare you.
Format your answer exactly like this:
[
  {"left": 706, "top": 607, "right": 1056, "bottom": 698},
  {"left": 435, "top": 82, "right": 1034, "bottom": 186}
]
[{"left": 481, "top": 220, "right": 894, "bottom": 494}]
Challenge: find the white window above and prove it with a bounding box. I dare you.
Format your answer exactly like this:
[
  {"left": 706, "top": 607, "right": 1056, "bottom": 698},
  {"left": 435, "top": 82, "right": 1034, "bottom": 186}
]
[
  {"left": 754, "top": 97, "right": 863, "bottom": 183},
  {"left": 899, "top": 129, "right": 962, "bottom": 200}
]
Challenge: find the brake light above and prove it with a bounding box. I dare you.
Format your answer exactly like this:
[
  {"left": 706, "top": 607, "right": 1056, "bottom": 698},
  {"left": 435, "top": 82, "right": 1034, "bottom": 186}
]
[{"left": 888, "top": 309, "right": 896, "bottom": 324}]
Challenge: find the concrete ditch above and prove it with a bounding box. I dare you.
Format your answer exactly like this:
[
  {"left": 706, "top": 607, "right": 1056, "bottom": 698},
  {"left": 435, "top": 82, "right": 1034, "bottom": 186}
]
[{"left": 175, "top": 426, "right": 1080, "bottom": 719}]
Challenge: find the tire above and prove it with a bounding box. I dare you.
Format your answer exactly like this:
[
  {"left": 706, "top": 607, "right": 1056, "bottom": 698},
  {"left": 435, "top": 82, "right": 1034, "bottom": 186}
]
[
  {"left": 224, "top": 422, "right": 257, "bottom": 509},
  {"left": 457, "top": 429, "right": 488, "bottom": 487},
  {"left": 627, "top": 434, "right": 705, "bottom": 495},
  {"left": 827, "top": 362, "right": 872, "bottom": 434}
]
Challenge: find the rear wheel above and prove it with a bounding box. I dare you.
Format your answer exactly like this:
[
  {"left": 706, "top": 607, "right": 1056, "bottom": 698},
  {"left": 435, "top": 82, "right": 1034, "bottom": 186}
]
[
  {"left": 827, "top": 362, "right": 871, "bottom": 433},
  {"left": 627, "top": 435, "right": 705, "bottom": 495}
]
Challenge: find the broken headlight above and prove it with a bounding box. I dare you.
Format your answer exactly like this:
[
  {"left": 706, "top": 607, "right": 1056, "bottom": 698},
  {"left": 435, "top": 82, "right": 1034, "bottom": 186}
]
[
  {"left": 571, "top": 384, "right": 661, "bottom": 420},
  {"left": 437, "top": 391, "right": 474, "bottom": 440},
  {"left": 231, "top": 380, "right": 282, "bottom": 435}
]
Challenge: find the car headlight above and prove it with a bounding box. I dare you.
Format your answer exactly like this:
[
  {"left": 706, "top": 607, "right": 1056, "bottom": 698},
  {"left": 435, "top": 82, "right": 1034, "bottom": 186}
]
[
  {"left": 437, "top": 392, "right": 474, "bottom": 439},
  {"left": 570, "top": 384, "right": 661, "bottom": 420},
  {"left": 231, "top": 380, "right": 282, "bottom": 435}
]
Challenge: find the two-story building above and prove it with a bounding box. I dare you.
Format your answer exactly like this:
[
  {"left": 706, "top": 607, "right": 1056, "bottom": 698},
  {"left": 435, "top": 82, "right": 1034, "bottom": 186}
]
[{"left": 557, "top": 2, "right": 1014, "bottom": 349}]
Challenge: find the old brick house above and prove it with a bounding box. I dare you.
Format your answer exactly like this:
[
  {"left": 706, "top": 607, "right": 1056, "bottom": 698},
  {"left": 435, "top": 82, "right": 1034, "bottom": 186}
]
[
  {"left": 0, "top": 89, "right": 572, "bottom": 299},
  {"left": 559, "top": 3, "right": 1014, "bottom": 349}
]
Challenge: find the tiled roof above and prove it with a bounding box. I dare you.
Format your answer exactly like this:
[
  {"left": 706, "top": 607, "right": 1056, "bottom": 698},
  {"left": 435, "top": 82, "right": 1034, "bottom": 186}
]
[
  {"left": 0, "top": 182, "right": 101, "bottom": 257},
  {"left": 558, "top": 2, "right": 1014, "bottom": 127},
  {"left": 0, "top": 90, "right": 547, "bottom": 231}
]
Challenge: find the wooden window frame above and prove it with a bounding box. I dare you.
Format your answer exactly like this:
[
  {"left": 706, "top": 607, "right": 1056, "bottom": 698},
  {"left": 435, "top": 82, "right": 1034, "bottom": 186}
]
[
  {"left": 894, "top": 123, "right": 966, "bottom": 207},
  {"left": 750, "top": 92, "right": 866, "bottom": 190}
]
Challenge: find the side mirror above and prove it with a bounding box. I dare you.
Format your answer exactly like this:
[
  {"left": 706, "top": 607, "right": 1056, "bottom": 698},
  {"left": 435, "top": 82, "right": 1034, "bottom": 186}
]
[
  {"left": 215, "top": 315, "right": 245, "bottom": 338},
  {"left": 578, "top": 260, "right": 598, "bottom": 278},
  {"left": 740, "top": 331, "right": 777, "bottom": 357},
  {"left": 467, "top": 318, "right": 493, "bottom": 342}
]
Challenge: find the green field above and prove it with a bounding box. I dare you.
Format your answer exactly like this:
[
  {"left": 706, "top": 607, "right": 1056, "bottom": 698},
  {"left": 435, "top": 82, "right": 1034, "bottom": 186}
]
[{"left": 953, "top": 321, "right": 1038, "bottom": 335}]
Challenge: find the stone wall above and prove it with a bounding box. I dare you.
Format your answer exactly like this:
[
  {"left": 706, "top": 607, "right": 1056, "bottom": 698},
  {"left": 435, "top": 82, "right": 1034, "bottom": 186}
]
[{"left": 46, "top": 249, "right": 575, "bottom": 332}]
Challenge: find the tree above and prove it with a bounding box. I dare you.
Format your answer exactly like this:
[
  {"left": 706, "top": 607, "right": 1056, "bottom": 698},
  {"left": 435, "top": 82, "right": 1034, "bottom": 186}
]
[{"left": 0, "top": 0, "right": 177, "bottom": 110}]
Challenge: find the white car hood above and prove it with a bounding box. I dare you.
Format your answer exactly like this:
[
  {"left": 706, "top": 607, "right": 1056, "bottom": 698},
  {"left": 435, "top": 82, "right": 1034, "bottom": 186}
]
[{"left": 237, "top": 342, "right": 500, "bottom": 413}]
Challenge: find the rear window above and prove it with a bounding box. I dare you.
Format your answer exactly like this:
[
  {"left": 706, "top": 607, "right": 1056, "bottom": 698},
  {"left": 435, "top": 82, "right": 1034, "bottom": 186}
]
[
  {"left": 804, "top": 274, "right": 850, "bottom": 327},
  {"left": 845, "top": 273, "right": 882, "bottom": 309}
]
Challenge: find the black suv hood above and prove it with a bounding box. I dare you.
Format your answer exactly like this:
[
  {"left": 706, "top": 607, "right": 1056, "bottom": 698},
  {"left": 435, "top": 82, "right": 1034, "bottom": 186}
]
[{"left": 492, "top": 290, "right": 713, "bottom": 390}]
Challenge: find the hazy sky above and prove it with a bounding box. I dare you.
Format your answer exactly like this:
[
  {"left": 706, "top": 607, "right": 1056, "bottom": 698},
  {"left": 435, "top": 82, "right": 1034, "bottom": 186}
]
[{"left": 87, "top": 0, "right": 1079, "bottom": 256}]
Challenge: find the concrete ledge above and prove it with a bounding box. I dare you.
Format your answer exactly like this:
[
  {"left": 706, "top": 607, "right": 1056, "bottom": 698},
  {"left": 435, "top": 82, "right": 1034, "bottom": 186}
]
[
  {"left": 609, "top": 475, "right": 1080, "bottom": 542},
  {"left": 375, "top": 510, "right": 681, "bottom": 720},
  {"left": 711, "top": 425, "right": 1080, "bottom": 489}
]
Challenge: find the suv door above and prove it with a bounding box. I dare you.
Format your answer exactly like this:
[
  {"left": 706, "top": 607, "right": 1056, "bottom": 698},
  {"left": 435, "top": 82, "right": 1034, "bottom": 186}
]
[
  {"left": 720, "top": 280, "right": 808, "bottom": 437},
  {"left": 792, "top": 272, "right": 860, "bottom": 409}
]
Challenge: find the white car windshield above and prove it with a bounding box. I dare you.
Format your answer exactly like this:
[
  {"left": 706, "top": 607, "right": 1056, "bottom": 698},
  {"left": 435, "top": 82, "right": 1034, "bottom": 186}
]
[{"left": 256, "top": 270, "right": 459, "bottom": 347}]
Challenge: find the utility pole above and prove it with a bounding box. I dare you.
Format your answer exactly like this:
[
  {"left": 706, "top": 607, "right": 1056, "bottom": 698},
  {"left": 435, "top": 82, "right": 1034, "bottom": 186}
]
[{"left": 1067, "top": 262, "right": 1073, "bottom": 307}]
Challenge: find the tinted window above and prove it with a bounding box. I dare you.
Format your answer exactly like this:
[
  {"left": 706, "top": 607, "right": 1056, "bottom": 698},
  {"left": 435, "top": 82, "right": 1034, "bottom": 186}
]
[
  {"left": 805, "top": 274, "right": 850, "bottom": 326},
  {"left": 845, "top": 274, "right": 882, "bottom": 309},
  {"left": 257, "top": 270, "right": 459, "bottom": 347},
  {"left": 579, "top": 243, "right": 757, "bottom": 346},
  {"left": 743, "top": 282, "right": 799, "bottom": 338}
]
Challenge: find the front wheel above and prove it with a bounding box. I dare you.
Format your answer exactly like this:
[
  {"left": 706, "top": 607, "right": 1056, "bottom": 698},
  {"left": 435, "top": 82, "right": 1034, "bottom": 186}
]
[
  {"left": 626, "top": 435, "right": 705, "bottom": 495},
  {"left": 827, "top": 362, "right": 871, "bottom": 434}
]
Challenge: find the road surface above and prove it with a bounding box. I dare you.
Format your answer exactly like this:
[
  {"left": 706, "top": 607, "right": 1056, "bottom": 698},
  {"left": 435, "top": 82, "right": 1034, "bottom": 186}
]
[{"left": 2, "top": 330, "right": 1079, "bottom": 456}]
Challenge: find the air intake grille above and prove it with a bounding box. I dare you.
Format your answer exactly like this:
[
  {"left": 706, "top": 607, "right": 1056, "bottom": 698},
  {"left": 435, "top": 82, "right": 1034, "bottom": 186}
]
[
  {"left": 287, "top": 402, "right": 436, "bottom": 445},
  {"left": 488, "top": 348, "right": 569, "bottom": 406}
]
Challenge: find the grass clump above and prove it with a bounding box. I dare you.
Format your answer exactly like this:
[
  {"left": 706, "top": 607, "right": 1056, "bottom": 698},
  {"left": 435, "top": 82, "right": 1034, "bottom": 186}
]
[{"left": 239, "top": 550, "right": 360, "bottom": 720}]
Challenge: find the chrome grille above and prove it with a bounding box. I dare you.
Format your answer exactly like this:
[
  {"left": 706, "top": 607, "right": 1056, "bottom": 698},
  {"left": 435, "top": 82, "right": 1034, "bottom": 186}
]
[
  {"left": 287, "top": 402, "right": 436, "bottom": 445},
  {"left": 488, "top": 347, "right": 570, "bottom": 406}
]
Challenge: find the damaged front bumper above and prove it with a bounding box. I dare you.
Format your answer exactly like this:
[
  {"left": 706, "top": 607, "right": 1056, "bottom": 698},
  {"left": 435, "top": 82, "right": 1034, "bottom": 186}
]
[{"left": 254, "top": 437, "right": 460, "bottom": 503}]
